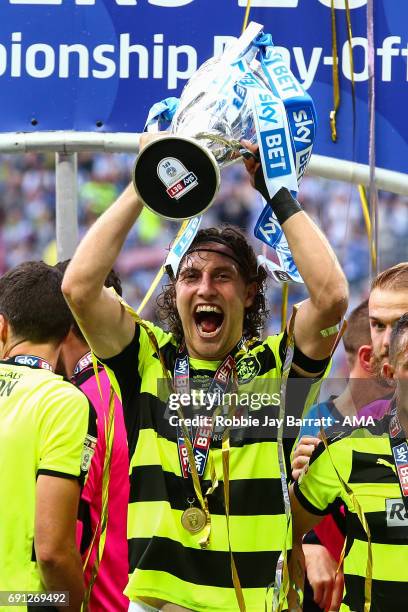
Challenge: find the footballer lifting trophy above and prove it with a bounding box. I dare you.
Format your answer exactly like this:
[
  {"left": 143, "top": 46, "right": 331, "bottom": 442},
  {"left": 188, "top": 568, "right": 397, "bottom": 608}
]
[{"left": 133, "top": 22, "right": 317, "bottom": 221}]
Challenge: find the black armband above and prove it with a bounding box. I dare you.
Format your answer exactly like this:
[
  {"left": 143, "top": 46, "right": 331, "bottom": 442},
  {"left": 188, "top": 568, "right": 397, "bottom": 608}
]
[
  {"left": 293, "top": 345, "right": 331, "bottom": 375},
  {"left": 254, "top": 166, "right": 302, "bottom": 225}
]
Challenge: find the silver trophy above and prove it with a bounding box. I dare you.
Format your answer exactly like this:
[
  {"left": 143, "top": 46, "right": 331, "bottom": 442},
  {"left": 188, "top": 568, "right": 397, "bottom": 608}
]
[
  {"left": 133, "top": 21, "right": 316, "bottom": 222},
  {"left": 133, "top": 22, "right": 264, "bottom": 220}
]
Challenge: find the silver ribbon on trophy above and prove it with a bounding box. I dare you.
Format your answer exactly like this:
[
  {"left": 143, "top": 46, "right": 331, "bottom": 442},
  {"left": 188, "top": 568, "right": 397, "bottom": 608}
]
[{"left": 133, "top": 22, "right": 317, "bottom": 282}]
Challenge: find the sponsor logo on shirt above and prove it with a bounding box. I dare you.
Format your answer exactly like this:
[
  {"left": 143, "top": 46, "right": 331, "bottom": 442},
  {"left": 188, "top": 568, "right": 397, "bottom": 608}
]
[
  {"left": 386, "top": 498, "right": 408, "bottom": 528},
  {"left": 81, "top": 433, "right": 97, "bottom": 473},
  {"left": 392, "top": 442, "right": 408, "bottom": 496}
]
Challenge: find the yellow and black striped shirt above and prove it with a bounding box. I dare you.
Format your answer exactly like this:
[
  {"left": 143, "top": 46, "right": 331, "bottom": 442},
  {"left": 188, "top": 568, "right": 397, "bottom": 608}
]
[
  {"left": 294, "top": 416, "right": 408, "bottom": 612},
  {"left": 102, "top": 321, "right": 324, "bottom": 611}
]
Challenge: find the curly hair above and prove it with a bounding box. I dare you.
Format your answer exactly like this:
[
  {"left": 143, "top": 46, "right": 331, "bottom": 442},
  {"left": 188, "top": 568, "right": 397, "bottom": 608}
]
[{"left": 157, "top": 226, "right": 269, "bottom": 343}]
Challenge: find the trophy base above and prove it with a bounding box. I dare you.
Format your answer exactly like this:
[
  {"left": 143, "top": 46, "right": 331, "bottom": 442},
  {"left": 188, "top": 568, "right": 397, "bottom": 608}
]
[{"left": 133, "top": 135, "right": 221, "bottom": 220}]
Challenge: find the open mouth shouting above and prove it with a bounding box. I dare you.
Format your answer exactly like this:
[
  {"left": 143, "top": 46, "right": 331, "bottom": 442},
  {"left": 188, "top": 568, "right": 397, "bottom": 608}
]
[{"left": 193, "top": 304, "right": 225, "bottom": 338}]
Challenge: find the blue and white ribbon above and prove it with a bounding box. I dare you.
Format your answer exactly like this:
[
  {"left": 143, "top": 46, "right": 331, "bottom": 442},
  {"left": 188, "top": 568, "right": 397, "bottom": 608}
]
[
  {"left": 229, "top": 50, "right": 303, "bottom": 282},
  {"left": 143, "top": 26, "right": 317, "bottom": 284},
  {"left": 250, "top": 33, "right": 317, "bottom": 283},
  {"left": 255, "top": 206, "right": 303, "bottom": 283},
  {"left": 165, "top": 216, "right": 202, "bottom": 278},
  {"left": 144, "top": 96, "right": 180, "bottom": 133},
  {"left": 255, "top": 33, "right": 317, "bottom": 185}
]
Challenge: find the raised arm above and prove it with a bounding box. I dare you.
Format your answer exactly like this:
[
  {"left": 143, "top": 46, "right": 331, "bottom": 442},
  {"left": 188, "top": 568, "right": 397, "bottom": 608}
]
[
  {"left": 278, "top": 207, "right": 348, "bottom": 362},
  {"left": 242, "top": 143, "right": 348, "bottom": 365},
  {"left": 62, "top": 133, "right": 165, "bottom": 358},
  {"left": 62, "top": 181, "right": 141, "bottom": 358}
]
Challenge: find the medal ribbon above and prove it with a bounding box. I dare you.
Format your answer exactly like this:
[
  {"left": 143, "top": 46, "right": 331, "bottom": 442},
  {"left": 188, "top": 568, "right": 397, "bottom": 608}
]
[
  {"left": 113, "top": 292, "right": 212, "bottom": 546},
  {"left": 174, "top": 346, "right": 238, "bottom": 478},
  {"left": 268, "top": 309, "right": 297, "bottom": 612},
  {"left": 75, "top": 348, "right": 116, "bottom": 610},
  {"left": 222, "top": 372, "right": 246, "bottom": 612},
  {"left": 176, "top": 340, "right": 249, "bottom": 611}
]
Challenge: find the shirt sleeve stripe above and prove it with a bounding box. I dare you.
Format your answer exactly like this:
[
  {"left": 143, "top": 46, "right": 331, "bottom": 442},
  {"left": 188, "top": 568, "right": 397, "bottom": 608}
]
[{"left": 37, "top": 468, "right": 81, "bottom": 480}]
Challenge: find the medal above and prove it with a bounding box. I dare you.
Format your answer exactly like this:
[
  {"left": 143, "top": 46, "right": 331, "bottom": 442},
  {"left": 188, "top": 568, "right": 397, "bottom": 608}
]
[{"left": 181, "top": 500, "right": 207, "bottom": 534}]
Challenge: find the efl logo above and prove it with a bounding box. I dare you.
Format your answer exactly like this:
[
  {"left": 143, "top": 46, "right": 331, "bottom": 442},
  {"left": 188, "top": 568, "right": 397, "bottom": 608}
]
[{"left": 157, "top": 157, "right": 198, "bottom": 200}]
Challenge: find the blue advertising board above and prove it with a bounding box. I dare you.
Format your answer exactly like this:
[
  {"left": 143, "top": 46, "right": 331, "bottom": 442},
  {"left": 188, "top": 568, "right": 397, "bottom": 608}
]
[{"left": 0, "top": 0, "right": 407, "bottom": 173}]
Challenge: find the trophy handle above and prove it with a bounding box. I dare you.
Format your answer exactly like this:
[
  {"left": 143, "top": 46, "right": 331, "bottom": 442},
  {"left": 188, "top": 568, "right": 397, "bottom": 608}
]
[{"left": 133, "top": 135, "right": 220, "bottom": 220}]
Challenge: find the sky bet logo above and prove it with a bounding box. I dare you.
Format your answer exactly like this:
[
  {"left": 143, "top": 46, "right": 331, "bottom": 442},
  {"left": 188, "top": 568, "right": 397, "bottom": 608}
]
[
  {"left": 393, "top": 443, "right": 408, "bottom": 466},
  {"left": 261, "top": 129, "right": 291, "bottom": 179},
  {"left": 393, "top": 442, "right": 408, "bottom": 497}
]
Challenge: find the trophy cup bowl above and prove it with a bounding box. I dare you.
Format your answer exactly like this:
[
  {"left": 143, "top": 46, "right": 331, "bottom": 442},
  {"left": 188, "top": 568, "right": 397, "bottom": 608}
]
[{"left": 133, "top": 56, "right": 254, "bottom": 220}]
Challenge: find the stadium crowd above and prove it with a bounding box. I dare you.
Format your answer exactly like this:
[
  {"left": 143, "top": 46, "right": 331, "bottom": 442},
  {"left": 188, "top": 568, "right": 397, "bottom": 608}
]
[{"left": 1, "top": 151, "right": 407, "bottom": 364}]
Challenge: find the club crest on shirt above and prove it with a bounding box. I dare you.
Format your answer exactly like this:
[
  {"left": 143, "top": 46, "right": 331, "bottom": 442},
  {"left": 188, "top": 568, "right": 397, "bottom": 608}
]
[{"left": 236, "top": 355, "right": 261, "bottom": 383}]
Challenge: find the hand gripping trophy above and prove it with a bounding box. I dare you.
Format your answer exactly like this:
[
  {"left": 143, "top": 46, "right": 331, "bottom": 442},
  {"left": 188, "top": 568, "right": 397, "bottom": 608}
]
[{"left": 133, "top": 22, "right": 317, "bottom": 223}]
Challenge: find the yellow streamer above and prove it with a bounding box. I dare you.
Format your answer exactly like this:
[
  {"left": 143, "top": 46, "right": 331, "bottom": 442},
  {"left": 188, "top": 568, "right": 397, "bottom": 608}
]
[
  {"left": 319, "top": 429, "right": 372, "bottom": 612},
  {"left": 136, "top": 219, "right": 189, "bottom": 316},
  {"left": 136, "top": 264, "right": 164, "bottom": 317},
  {"left": 344, "top": 0, "right": 357, "bottom": 141},
  {"left": 358, "top": 185, "right": 377, "bottom": 274},
  {"left": 271, "top": 308, "right": 299, "bottom": 612},
  {"left": 241, "top": 0, "right": 252, "bottom": 34},
  {"left": 330, "top": 0, "right": 340, "bottom": 141},
  {"left": 281, "top": 283, "right": 288, "bottom": 333},
  {"left": 222, "top": 431, "right": 246, "bottom": 612},
  {"left": 345, "top": 0, "right": 355, "bottom": 87},
  {"left": 330, "top": 0, "right": 357, "bottom": 144},
  {"left": 82, "top": 388, "right": 116, "bottom": 610}
]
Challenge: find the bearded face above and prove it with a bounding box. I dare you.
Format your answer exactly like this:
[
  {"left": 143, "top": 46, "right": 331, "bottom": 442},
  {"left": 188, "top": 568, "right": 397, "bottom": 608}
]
[{"left": 369, "top": 288, "right": 408, "bottom": 379}]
